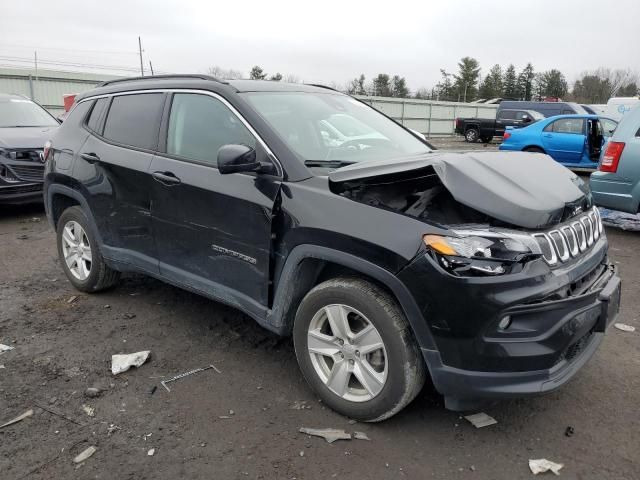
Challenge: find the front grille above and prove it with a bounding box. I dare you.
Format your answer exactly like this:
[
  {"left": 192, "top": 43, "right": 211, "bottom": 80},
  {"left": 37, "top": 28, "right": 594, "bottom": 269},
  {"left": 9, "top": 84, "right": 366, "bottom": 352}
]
[
  {"left": 531, "top": 207, "right": 603, "bottom": 266},
  {"left": 0, "top": 184, "right": 43, "bottom": 194},
  {"left": 9, "top": 165, "right": 44, "bottom": 182},
  {"left": 12, "top": 149, "right": 44, "bottom": 163}
]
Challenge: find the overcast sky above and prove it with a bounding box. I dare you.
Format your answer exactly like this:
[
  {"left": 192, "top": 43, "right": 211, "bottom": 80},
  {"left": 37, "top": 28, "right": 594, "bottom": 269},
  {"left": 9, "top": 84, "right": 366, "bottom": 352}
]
[{"left": 2, "top": 0, "right": 639, "bottom": 90}]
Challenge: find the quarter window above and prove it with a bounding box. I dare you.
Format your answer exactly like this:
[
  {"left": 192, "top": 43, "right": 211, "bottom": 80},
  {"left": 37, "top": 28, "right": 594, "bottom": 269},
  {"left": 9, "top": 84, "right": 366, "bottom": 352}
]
[
  {"left": 102, "top": 93, "right": 164, "bottom": 150},
  {"left": 498, "top": 110, "right": 516, "bottom": 120},
  {"left": 86, "top": 97, "right": 109, "bottom": 133},
  {"left": 166, "top": 93, "right": 256, "bottom": 165}
]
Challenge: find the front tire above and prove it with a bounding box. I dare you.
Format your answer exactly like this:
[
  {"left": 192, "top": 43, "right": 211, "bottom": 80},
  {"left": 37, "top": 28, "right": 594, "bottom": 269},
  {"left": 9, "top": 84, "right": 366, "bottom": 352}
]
[
  {"left": 56, "top": 206, "right": 120, "bottom": 292},
  {"left": 293, "top": 277, "right": 426, "bottom": 422}
]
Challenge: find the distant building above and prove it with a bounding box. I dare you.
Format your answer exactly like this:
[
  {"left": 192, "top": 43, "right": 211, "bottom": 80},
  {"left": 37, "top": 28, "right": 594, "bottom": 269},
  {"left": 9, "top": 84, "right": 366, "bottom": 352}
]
[{"left": 0, "top": 67, "right": 121, "bottom": 116}]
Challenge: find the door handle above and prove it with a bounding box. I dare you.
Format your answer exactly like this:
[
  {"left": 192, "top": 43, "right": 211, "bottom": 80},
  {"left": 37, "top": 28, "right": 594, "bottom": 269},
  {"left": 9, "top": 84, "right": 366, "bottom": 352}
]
[
  {"left": 152, "top": 171, "right": 181, "bottom": 186},
  {"left": 543, "top": 134, "right": 552, "bottom": 138},
  {"left": 80, "top": 152, "right": 101, "bottom": 164}
]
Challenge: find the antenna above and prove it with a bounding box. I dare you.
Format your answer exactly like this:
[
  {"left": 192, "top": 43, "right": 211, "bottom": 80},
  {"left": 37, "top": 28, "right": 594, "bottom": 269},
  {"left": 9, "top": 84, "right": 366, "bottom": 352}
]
[{"left": 138, "top": 36, "right": 144, "bottom": 76}]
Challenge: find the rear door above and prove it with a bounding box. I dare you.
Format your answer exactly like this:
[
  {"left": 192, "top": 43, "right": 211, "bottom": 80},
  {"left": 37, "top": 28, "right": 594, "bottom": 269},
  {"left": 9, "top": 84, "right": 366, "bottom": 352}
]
[
  {"left": 75, "top": 92, "right": 165, "bottom": 273},
  {"left": 149, "top": 91, "right": 281, "bottom": 307},
  {"left": 494, "top": 110, "right": 516, "bottom": 136},
  {"left": 541, "top": 117, "right": 586, "bottom": 163}
]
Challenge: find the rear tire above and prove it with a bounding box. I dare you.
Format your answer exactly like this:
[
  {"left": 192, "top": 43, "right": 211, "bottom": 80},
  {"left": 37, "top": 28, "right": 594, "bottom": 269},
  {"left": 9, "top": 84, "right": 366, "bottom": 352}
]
[
  {"left": 465, "top": 128, "right": 479, "bottom": 143},
  {"left": 524, "top": 146, "right": 545, "bottom": 153},
  {"left": 293, "top": 277, "right": 426, "bottom": 422},
  {"left": 56, "top": 206, "right": 120, "bottom": 293}
]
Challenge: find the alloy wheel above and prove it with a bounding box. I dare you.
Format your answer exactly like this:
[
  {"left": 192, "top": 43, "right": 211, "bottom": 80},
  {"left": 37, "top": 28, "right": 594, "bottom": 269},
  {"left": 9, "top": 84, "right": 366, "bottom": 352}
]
[
  {"left": 307, "top": 304, "right": 388, "bottom": 402},
  {"left": 61, "top": 221, "right": 92, "bottom": 281}
]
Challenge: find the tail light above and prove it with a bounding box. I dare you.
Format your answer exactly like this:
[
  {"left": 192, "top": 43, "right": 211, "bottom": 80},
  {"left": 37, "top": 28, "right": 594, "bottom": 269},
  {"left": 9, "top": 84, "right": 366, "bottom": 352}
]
[
  {"left": 599, "top": 142, "right": 625, "bottom": 173},
  {"left": 43, "top": 141, "right": 52, "bottom": 162},
  {"left": 503, "top": 131, "right": 511, "bottom": 140}
]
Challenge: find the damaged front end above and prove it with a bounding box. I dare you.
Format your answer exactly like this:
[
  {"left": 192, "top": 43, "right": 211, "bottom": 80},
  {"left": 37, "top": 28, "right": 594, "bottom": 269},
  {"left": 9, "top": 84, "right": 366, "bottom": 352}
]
[{"left": 329, "top": 151, "right": 596, "bottom": 277}]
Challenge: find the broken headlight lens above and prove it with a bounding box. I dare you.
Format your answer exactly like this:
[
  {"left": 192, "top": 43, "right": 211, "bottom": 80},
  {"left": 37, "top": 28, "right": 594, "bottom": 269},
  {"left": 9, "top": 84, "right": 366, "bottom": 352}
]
[{"left": 423, "top": 231, "right": 542, "bottom": 276}]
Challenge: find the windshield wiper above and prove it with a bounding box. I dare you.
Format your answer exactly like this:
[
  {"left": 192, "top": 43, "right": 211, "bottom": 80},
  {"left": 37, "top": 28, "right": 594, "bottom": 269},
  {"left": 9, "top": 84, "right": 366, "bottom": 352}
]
[{"left": 304, "top": 160, "right": 355, "bottom": 168}]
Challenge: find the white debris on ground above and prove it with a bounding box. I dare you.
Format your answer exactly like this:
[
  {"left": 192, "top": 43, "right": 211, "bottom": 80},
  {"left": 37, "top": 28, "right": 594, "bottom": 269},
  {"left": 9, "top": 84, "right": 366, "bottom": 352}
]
[
  {"left": 0, "top": 344, "right": 14, "bottom": 354},
  {"left": 614, "top": 323, "right": 636, "bottom": 333},
  {"left": 0, "top": 409, "right": 34, "bottom": 429},
  {"left": 299, "top": 427, "right": 352, "bottom": 443},
  {"left": 529, "top": 458, "right": 564, "bottom": 475},
  {"left": 464, "top": 412, "right": 498, "bottom": 428},
  {"left": 111, "top": 351, "right": 150, "bottom": 375},
  {"left": 353, "top": 431, "right": 370, "bottom": 441},
  {"left": 599, "top": 208, "right": 640, "bottom": 231},
  {"left": 147, "top": 448, "right": 155, "bottom": 456},
  {"left": 82, "top": 404, "right": 95, "bottom": 417},
  {"left": 73, "top": 446, "right": 97, "bottom": 464}
]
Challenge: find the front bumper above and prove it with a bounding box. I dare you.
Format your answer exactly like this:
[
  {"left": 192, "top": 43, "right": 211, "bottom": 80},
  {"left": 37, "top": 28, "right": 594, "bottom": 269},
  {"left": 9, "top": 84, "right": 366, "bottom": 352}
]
[
  {"left": 0, "top": 183, "right": 44, "bottom": 204},
  {"left": 398, "top": 236, "right": 620, "bottom": 410}
]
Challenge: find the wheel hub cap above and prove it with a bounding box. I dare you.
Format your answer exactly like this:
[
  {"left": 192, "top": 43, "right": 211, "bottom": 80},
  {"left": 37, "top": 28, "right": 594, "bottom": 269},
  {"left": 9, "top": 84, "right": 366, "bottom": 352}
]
[
  {"left": 307, "top": 304, "right": 388, "bottom": 402},
  {"left": 61, "top": 221, "right": 92, "bottom": 281}
]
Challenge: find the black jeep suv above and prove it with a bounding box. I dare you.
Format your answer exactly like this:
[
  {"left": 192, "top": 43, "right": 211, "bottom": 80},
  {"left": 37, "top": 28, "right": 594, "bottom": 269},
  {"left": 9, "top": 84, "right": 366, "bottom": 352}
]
[{"left": 44, "top": 75, "right": 621, "bottom": 421}]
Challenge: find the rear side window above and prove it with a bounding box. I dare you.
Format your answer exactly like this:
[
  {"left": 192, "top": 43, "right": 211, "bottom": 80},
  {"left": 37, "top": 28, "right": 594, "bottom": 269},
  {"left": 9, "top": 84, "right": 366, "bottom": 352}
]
[
  {"left": 86, "top": 97, "right": 109, "bottom": 133},
  {"left": 64, "top": 100, "right": 92, "bottom": 126},
  {"left": 103, "top": 93, "right": 164, "bottom": 150},
  {"left": 166, "top": 93, "right": 256, "bottom": 165},
  {"left": 498, "top": 110, "right": 516, "bottom": 120},
  {"left": 545, "top": 118, "right": 585, "bottom": 134}
]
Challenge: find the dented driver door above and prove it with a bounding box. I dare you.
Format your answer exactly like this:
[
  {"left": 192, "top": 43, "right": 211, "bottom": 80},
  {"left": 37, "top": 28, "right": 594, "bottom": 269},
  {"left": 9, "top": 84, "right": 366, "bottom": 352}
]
[{"left": 149, "top": 92, "right": 281, "bottom": 308}]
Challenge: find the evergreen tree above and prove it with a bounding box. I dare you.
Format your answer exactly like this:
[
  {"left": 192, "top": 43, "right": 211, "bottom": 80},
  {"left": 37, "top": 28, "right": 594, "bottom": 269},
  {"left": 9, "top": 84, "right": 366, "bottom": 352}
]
[
  {"left": 453, "top": 57, "right": 481, "bottom": 101},
  {"left": 249, "top": 66, "right": 267, "bottom": 80},
  {"left": 502, "top": 64, "right": 518, "bottom": 99}
]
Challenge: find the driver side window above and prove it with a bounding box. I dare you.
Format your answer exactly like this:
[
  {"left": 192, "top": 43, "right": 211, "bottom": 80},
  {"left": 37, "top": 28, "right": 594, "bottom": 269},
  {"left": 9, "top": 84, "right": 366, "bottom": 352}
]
[{"left": 167, "top": 93, "right": 256, "bottom": 166}]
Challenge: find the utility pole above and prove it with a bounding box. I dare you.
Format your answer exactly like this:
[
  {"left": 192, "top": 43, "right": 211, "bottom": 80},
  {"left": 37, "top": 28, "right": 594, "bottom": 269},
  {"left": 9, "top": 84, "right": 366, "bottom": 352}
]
[
  {"left": 34, "top": 51, "right": 38, "bottom": 80},
  {"left": 138, "top": 36, "right": 144, "bottom": 76},
  {"left": 149, "top": 60, "right": 154, "bottom": 75}
]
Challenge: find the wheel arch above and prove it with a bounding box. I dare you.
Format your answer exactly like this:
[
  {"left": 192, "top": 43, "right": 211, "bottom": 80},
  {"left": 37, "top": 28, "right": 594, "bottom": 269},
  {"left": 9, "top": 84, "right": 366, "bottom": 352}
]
[
  {"left": 46, "top": 184, "right": 103, "bottom": 246},
  {"left": 523, "top": 145, "right": 546, "bottom": 153},
  {"left": 267, "top": 245, "right": 437, "bottom": 353}
]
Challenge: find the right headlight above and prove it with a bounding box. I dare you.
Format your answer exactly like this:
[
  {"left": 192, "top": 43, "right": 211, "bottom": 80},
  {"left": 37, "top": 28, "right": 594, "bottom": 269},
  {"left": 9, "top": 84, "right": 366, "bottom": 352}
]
[{"left": 423, "top": 230, "right": 543, "bottom": 276}]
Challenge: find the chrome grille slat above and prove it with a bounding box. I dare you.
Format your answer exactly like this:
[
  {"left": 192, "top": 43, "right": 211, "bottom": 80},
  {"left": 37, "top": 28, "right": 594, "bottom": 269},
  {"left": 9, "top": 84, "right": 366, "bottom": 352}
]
[{"left": 533, "top": 207, "right": 602, "bottom": 266}]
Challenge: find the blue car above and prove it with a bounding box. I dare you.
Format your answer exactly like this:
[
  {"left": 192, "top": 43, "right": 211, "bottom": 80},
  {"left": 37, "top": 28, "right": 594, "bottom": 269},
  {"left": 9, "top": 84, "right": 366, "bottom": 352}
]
[{"left": 499, "top": 114, "right": 618, "bottom": 169}]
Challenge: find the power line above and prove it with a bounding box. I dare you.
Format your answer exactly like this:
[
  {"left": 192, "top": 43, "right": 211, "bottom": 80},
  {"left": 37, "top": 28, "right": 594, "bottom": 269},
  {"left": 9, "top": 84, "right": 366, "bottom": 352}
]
[
  {"left": 1, "top": 43, "right": 138, "bottom": 56},
  {"left": 0, "top": 55, "right": 172, "bottom": 74}
]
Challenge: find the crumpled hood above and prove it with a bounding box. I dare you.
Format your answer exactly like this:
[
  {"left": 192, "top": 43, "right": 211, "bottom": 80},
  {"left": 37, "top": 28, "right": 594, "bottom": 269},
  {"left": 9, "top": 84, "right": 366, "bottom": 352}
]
[
  {"left": 0, "top": 126, "right": 57, "bottom": 149},
  {"left": 329, "top": 151, "right": 591, "bottom": 229}
]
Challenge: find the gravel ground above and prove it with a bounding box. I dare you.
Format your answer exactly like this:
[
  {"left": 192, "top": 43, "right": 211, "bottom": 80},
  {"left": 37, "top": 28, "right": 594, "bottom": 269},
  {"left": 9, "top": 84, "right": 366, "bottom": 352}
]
[{"left": 1, "top": 196, "right": 638, "bottom": 479}]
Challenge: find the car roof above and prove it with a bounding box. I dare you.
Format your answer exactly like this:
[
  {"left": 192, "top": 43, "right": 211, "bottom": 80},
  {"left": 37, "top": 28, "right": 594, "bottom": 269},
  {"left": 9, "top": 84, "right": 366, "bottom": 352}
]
[
  {"left": 75, "top": 75, "right": 341, "bottom": 102},
  {"left": 543, "top": 114, "right": 615, "bottom": 121},
  {"left": 0, "top": 93, "right": 31, "bottom": 101}
]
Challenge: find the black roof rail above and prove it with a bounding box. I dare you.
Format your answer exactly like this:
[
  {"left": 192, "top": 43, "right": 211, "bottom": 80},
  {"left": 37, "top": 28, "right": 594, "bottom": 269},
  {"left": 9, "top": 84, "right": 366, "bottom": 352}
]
[
  {"left": 305, "top": 83, "right": 341, "bottom": 92},
  {"left": 97, "top": 74, "right": 225, "bottom": 87}
]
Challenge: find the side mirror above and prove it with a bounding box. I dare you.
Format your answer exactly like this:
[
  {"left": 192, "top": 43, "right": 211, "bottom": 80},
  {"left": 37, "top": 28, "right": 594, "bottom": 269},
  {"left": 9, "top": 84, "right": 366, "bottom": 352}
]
[
  {"left": 217, "top": 144, "right": 272, "bottom": 175},
  {"left": 522, "top": 116, "right": 532, "bottom": 123}
]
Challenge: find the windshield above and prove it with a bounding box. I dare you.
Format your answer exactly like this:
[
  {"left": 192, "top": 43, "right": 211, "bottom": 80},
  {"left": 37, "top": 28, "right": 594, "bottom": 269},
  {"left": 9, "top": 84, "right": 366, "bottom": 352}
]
[
  {"left": 528, "top": 110, "right": 544, "bottom": 120},
  {"left": 0, "top": 97, "right": 59, "bottom": 127},
  {"left": 242, "top": 92, "right": 431, "bottom": 166}
]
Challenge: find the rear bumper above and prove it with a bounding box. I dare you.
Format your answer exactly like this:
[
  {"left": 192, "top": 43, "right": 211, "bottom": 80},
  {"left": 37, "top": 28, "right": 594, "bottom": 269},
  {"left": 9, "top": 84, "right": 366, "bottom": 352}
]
[
  {"left": 421, "top": 265, "right": 620, "bottom": 410},
  {"left": 0, "top": 183, "right": 44, "bottom": 204}
]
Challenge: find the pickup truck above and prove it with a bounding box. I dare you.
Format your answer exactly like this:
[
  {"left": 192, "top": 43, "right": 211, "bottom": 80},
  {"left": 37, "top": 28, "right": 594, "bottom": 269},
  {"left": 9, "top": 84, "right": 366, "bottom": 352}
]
[{"left": 455, "top": 108, "right": 544, "bottom": 143}]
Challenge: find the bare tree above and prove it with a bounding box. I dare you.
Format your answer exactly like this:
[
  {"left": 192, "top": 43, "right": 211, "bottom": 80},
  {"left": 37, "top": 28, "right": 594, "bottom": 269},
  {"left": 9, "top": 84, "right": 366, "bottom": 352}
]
[
  {"left": 207, "top": 66, "right": 243, "bottom": 80},
  {"left": 284, "top": 74, "right": 300, "bottom": 83}
]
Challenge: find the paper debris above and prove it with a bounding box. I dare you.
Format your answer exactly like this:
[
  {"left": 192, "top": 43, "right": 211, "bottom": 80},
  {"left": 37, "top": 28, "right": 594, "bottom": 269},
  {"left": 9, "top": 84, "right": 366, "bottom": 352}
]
[
  {"left": 0, "top": 344, "right": 14, "bottom": 354},
  {"left": 73, "top": 446, "right": 97, "bottom": 464},
  {"left": 0, "top": 409, "right": 34, "bottom": 429},
  {"left": 147, "top": 448, "right": 155, "bottom": 456},
  {"left": 111, "top": 351, "right": 150, "bottom": 375},
  {"left": 614, "top": 323, "right": 636, "bottom": 333},
  {"left": 464, "top": 412, "right": 497, "bottom": 428},
  {"left": 529, "top": 458, "right": 564, "bottom": 475},
  {"left": 353, "top": 431, "right": 370, "bottom": 441},
  {"left": 299, "top": 427, "right": 351, "bottom": 443},
  {"left": 82, "top": 405, "right": 95, "bottom": 417}
]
